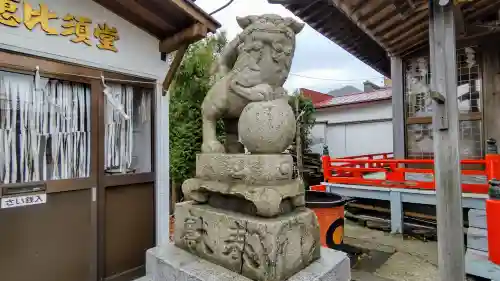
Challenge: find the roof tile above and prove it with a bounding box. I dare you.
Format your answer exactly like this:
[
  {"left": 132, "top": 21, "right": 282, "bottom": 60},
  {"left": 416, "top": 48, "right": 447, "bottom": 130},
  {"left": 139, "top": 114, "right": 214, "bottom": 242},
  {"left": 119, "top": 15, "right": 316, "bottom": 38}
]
[
  {"left": 300, "top": 88, "right": 333, "bottom": 106},
  {"left": 315, "top": 88, "right": 392, "bottom": 108}
]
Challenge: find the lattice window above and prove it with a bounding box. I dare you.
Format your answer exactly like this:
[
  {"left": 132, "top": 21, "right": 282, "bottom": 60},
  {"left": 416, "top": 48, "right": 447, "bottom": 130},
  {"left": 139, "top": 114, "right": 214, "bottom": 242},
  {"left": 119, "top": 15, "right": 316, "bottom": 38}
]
[
  {"left": 404, "top": 47, "right": 483, "bottom": 159},
  {"left": 406, "top": 121, "right": 483, "bottom": 160}
]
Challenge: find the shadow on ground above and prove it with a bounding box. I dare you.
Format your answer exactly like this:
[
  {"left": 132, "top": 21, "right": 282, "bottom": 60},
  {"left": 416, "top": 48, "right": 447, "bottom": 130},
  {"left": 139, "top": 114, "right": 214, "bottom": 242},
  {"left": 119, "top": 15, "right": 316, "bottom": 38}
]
[{"left": 341, "top": 220, "right": 439, "bottom": 281}]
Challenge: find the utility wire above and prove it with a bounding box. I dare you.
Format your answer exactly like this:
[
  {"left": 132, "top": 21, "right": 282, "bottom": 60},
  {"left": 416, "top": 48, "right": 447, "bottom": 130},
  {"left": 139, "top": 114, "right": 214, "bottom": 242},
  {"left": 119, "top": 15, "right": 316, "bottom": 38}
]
[
  {"left": 288, "top": 73, "right": 385, "bottom": 81},
  {"left": 205, "top": 1, "right": 384, "bottom": 82}
]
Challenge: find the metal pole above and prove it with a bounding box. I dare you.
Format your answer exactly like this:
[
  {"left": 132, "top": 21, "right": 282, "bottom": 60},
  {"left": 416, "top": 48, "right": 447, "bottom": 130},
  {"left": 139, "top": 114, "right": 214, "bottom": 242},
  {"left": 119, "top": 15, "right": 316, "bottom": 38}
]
[{"left": 429, "top": 1, "right": 465, "bottom": 281}]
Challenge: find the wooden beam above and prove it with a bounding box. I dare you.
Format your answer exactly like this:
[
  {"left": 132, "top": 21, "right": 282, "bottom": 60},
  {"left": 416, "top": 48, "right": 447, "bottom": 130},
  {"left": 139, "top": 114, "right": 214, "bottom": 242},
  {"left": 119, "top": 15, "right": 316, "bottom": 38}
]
[
  {"left": 358, "top": 1, "right": 389, "bottom": 22},
  {"left": 303, "top": 5, "right": 330, "bottom": 22},
  {"left": 429, "top": 2, "right": 465, "bottom": 281},
  {"left": 365, "top": 9, "right": 402, "bottom": 31},
  {"left": 387, "top": 21, "right": 428, "bottom": 49},
  {"left": 351, "top": 1, "right": 368, "bottom": 14},
  {"left": 376, "top": 8, "right": 427, "bottom": 38},
  {"left": 168, "top": 0, "right": 219, "bottom": 32},
  {"left": 292, "top": 0, "right": 321, "bottom": 17},
  {"left": 465, "top": 1, "right": 500, "bottom": 21},
  {"left": 454, "top": 4, "right": 466, "bottom": 36},
  {"left": 162, "top": 43, "right": 189, "bottom": 95},
  {"left": 330, "top": 0, "right": 392, "bottom": 52},
  {"left": 115, "top": 0, "right": 175, "bottom": 30},
  {"left": 93, "top": 0, "right": 165, "bottom": 37},
  {"left": 159, "top": 23, "right": 207, "bottom": 54},
  {"left": 390, "top": 31, "right": 428, "bottom": 56}
]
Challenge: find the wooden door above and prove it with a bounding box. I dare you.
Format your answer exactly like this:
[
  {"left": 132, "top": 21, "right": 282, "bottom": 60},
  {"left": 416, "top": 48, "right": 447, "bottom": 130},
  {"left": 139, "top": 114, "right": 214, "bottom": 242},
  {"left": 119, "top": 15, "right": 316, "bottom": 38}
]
[
  {"left": 0, "top": 67, "right": 99, "bottom": 281},
  {"left": 0, "top": 51, "right": 157, "bottom": 281},
  {"left": 96, "top": 84, "right": 156, "bottom": 281}
]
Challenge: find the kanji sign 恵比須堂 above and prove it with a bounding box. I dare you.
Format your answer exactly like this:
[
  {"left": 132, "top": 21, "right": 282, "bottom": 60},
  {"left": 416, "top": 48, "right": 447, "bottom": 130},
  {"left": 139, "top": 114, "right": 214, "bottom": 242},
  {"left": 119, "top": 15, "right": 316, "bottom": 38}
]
[{"left": 0, "top": 0, "right": 120, "bottom": 52}]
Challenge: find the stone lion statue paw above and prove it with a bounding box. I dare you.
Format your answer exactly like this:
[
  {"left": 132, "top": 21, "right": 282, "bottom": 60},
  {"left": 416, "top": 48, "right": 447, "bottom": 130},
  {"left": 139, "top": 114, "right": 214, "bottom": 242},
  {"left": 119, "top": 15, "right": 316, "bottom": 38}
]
[
  {"left": 251, "top": 83, "right": 274, "bottom": 101},
  {"left": 201, "top": 140, "right": 226, "bottom": 154}
]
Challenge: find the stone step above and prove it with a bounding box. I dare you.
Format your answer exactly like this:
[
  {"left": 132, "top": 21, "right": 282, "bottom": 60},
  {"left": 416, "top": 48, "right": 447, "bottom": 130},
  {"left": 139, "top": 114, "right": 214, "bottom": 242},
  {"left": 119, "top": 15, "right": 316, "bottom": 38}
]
[
  {"left": 146, "top": 243, "right": 351, "bottom": 281},
  {"left": 467, "top": 227, "right": 488, "bottom": 252},
  {"left": 468, "top": 209, "right": 487, "bottom": 229}
]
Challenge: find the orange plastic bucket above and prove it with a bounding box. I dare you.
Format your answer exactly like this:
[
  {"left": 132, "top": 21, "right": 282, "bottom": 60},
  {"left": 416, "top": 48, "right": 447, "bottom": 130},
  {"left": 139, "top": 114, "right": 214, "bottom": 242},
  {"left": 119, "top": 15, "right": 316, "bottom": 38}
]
[{"left": 306, "top": 191, "right": 346, "bottom": 249}]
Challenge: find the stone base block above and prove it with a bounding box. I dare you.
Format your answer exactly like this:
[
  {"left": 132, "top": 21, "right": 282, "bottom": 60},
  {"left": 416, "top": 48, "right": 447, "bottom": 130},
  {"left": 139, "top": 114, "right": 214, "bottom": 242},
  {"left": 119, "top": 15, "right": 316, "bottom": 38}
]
[
  {"left": 144, "top": 243, "right": 351, "bottom": 281},
  {"left": 173, "top": 201, "right": 321, "bottom": 281},
  {"left": 185, "top": 153, "right": 304, "bottom": 217},
  {"left": 195, "top": 153, "right": 294, "bottom": 184},
  {"left": 182, "top": 178, "right": 305, "bottom": 217}
]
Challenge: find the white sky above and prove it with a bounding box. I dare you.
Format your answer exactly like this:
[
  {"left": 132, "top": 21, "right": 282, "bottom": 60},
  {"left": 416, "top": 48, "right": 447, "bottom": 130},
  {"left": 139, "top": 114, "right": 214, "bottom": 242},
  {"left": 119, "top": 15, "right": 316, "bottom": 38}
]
[{"left": 195, "top": 0, "right": 385, "bottom": 93}]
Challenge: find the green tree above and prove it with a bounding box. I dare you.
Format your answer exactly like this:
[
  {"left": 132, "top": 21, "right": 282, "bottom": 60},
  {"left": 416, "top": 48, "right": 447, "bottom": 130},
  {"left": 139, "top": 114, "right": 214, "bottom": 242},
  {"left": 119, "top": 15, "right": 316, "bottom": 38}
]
[
  {"left": 169, "top": 33, "right": 227, "bottom": 193},
  {"left": 289, "top": 90, "right": 315, "bottom": 190},
  {"left": 290, "top": 90, "right": 316, "bottom": 153}
]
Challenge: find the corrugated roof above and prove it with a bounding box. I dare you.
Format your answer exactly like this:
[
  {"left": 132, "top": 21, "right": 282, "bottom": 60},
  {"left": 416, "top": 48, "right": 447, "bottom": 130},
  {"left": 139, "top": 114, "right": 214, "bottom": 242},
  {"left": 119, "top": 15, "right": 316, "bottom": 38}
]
[
  {"left": 300, "top": 88, "right": 334, "bottom": 106},
  {"left": 315, "top": 87, "right": 391, "bottom": 108}
]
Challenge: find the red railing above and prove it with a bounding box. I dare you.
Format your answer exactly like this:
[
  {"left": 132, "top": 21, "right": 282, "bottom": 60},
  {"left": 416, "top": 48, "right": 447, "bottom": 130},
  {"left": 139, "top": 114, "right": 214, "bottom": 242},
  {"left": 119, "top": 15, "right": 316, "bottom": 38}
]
[
  {"left": 316, "top": 152, "right": 500, "bottom": 194},
  {"left": 335, "top": 153, "right": 394, "bottom": 168},
  {"left": 336, "top": 152, "right": 394, "bottom": 160}
]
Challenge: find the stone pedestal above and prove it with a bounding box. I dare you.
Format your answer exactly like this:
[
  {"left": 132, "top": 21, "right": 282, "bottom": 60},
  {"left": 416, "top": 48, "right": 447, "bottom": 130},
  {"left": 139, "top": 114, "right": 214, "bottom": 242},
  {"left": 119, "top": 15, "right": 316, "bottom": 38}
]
[
  {"left": 174, "top": 201, "right": 320, "bottom": 281},
  {"left": 195, "top": 154, "right": 294, "bottom": 184},
  {"left": 134, "top": 13, "right": 353, "bottom": 281},
  {"left": 141, "top": 243, "right": 351, "bottom": 281},
  {"left": 183, "top": 154, "right": 305, "bottom": 217}
]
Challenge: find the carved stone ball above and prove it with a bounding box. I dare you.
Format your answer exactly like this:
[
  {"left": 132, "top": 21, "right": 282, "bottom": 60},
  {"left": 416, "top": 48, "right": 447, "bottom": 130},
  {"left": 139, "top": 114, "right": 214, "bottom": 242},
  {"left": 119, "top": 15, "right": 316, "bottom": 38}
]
[{"left": 238, "top": 99, "right": 296, "bottom": 154}]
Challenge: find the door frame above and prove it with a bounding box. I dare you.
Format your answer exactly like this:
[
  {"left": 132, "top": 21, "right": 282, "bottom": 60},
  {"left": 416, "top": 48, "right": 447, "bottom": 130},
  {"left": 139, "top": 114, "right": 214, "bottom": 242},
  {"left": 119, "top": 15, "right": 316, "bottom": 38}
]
[
  {"left": 96, "top": 80, "right": 156, "bottom": 281},
  {"left": 0, "top": 50, "right": 156, "bottom": 281}
]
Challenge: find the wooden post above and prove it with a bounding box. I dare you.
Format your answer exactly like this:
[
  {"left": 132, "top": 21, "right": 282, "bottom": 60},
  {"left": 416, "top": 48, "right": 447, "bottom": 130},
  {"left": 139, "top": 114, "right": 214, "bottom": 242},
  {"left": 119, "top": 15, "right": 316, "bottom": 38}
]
[
  {"left": 429, "top": 1, "right": 465, "bottom": 281},
  {"left": 390, "top": 56, "right": 405, "bottom": 159},
  {"left": 295, "top": 95, "right": 304, "bottom": 181},
  {"left": 156, "top": 83, "right": 171, "bottom": 246}
]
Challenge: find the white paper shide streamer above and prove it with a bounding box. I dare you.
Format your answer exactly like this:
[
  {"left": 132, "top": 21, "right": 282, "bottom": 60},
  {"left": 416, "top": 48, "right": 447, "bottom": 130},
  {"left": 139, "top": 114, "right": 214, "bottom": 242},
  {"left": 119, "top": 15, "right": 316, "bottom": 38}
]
[
  {"left": 103, "top": 78, "right": 151, "bottom": 174},
  {"left": 103, "top": 79, "right": 134, "bottom": 174},
  {"left": 0, "top": 70, "right": 91, "bottom": 184}
]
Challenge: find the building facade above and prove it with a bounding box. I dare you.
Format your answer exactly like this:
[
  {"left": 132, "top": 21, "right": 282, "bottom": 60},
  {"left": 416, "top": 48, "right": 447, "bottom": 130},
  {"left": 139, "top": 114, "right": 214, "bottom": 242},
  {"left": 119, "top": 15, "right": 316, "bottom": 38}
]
[
  {"left": 0, "top": 1, "right": 218, "bottom": 280},
  {"left": 303, "top": 88, "right": 393, "bottom": 158}
]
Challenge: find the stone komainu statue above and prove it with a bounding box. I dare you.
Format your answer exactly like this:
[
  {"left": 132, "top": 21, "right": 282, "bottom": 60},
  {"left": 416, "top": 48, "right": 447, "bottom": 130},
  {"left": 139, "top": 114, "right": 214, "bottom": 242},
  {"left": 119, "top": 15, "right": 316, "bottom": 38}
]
[{"left": 201, "top": 14, "right": 304, "bottom": 154}]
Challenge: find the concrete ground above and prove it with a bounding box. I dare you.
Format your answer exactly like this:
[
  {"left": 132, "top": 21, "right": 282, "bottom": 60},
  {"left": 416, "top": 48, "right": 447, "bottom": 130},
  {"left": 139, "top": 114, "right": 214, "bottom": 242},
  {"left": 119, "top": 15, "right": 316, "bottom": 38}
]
[{"left": 344, "top": 220, "right": 439, "bottom": 281}]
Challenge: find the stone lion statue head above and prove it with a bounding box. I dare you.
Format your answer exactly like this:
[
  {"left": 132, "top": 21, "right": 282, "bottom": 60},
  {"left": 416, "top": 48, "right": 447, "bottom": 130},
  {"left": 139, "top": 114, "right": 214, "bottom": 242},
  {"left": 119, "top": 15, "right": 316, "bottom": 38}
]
[
  {"left": 236, "top": 14, "right": 305, "bottom": 37},
  {"left": 234, "top": 14, "right": 304, "bottom": 77}
]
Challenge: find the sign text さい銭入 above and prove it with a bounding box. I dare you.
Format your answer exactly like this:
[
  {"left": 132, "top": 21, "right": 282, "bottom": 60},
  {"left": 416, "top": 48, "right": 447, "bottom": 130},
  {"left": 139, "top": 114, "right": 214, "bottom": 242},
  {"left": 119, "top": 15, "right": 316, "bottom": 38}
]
[{"left": 1, "top": 194, "right": 47, "bottom": 209}]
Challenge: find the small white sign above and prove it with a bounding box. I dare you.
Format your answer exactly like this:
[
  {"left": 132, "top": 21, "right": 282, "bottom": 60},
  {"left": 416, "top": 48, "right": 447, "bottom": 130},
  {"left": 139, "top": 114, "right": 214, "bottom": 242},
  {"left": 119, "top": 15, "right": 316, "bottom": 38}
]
[{"left": 1, "top": 194, "right": 47, "bottom": 209}]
